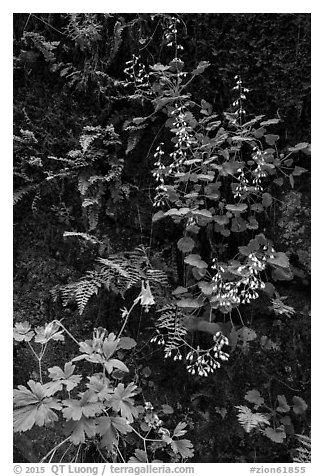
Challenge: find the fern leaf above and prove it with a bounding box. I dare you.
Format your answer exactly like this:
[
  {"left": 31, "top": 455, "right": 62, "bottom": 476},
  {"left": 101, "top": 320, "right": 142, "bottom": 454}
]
[
  {"left": 13, "top": 185, "right": 37, "bottom": 205},
  {"left": 236, "top": 405, "right": 270, "bottom": 433},
  {"left": 75, "top": 272, "right": 103, "bottom": 315}
]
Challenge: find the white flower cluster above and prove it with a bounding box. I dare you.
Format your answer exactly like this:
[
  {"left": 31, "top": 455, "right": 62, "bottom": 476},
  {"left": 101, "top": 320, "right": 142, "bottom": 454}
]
[
  {"left": 164, "top": 17, "right": 183, "bottom": 53},
  {"left": 144, "top": 402, "right": 163, "bottom": 429},
  {"left": 169, "top": 104, "right": 197, "bottom": 171},
  {"left": 186, "top": 332, "right": 230, "bottom": 377},
  {"left": 123, "top": 54, "right": 151, "bottom": 91},
  {"left": 210, "top": 253, "right": 269, "bottom": 313},
  {"left": 232, "top": 75, "right": 249, "bottom": 117}
]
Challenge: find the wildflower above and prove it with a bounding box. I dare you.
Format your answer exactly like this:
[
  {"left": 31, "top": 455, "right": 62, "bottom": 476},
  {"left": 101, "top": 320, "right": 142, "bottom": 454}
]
[
  {"left": 34, "top": 321, "right": 64, "bottom": 344},
  {"left": 13, "top": 321, "right": 35, "bottom": 342},
  {"left": 135, "top": 280, "right": 155, "bottom": 312}
]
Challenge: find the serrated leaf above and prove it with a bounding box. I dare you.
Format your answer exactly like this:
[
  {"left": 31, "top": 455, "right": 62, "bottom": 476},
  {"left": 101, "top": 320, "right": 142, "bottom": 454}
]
[
  {"left": 64, "top": 416, "right": 97, "bottom": 445},
  {"left": 177, "top": 236, "right": 195, "bottom": 253},
  {"left": 170, "top": 439, "right": 194, "bottom": 458},
  {"left": 48, "top": 363, "right": 82, "bottom": 392},
  {"left": 292, "top": 396, "right": 308, "bottom": 415},
  {"left": 192, "top": 209, "right": 213, "bottom": 219},
  {"left": 97, "top": 415, "right": 132, "bottom": 452},
  {"left": 260, "top": 118, "right": 280, "bottom": 126},
  {"left": 110, "top": 383, "right": 138, "bottom": 423},
  {"left": 276, "top": 395, "right": 290, "bottom": 413},
  {"left": 245, "top": 390, "right": 264, "bottom": 408},
  {"left": 288, "top": 142, "right": 309, "bottom": 153},
  {"left": 62, "top": 391, "right": 104, "bottom": 421},
  {"left": 264, "top": 426, "right": 286, "bottom": 443}
]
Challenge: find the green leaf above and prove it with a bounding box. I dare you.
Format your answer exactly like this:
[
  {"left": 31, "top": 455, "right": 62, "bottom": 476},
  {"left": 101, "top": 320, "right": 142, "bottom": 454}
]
[
  {"left": 245, "top": 390, "right": 264, "bottom": 409},
  {"left": 117, "top": 337, "right": 137, "bottom": 350},
  {"left": 288, "top": 142, "right": 309, "bottom": 153},
  {"left": 172, "top": 286, "right": 188, "bottom": 295},
  {"left": 170, "top": 439, "right": 194, "bottom": 458},
  {"left": 110, "top": 383, "right": 138, "bottom": 423},
  {"left": 13, "top": 380, "right": 62, "bottom": 432},
  {"left": 192, "top": 60, "right": 210, "bottom": 75},
  {"left": 97, "top": 415, "right": 132, "bottom": 452},
  {"left": 48, "top": 363, "right": 82, "bottom": 392},
  {"left": 62, "top": 391, "right": 104, "bottom": 421},
  {"left": 268, "top": 252, "right": 290, "bottom": 269},
  {"left": 161, "top": 404, "right": 174, "bottom": 414},
  {"left": 264, "top": 427, "right": 286, "bottom": 443},
  {"left": 177, "top": 298, "right": 203, "bottom": 309},
  {"left": 13, "top": 321, "right": 34, "bottom": 342},
  {"left": 276, "top": 395, "right": 290, "bottom": 413},
  {"left": 105, "top": 358, "right": 129, "bottom": 374},
  {"left": 152, "top": 211, "right": 165, "bottom": 222},
  {"left": 226, "top": 203, "right": 248, "bottom": 213},
  {"left": 184, "top": 254, "right": 208, "bottom": 268},
  {"left": 64, "top": 416, "right": 97, "bottom": 445},
  {"left": 292, "top": 396, "right": 308, "bottom": 415},
  {"left": 192, "top": 209, "right": 213, "bottom": 219},
  {"left": 292, "top": 166, "right": 308, "bottom": 176},
  {"left": 262, "top": 192, "right": 273, "bottom": 208},
  {"left": 260, "top": 118, "right": 280, "bottom": 126},
  {"left": 198, "top": 281, "right": 215, "bottom": 295},
  {"left": 265, "top": 134, "right": 279, "bottom": 146},
  {"left": 177, "top": 236, "right": 195, "bottom": 253},
  {"left": 173, "top": 421, "right": 187, "bottom": 437},
  {"left": 129, "top": 449, "right": 148, "bottom": 463}
]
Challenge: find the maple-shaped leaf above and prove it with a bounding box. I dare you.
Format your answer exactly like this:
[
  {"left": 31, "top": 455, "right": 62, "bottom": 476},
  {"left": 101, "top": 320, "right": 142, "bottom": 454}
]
[
  {"left": 245, "top": 390, "right": 264, "bottom": 409},
  {"left": 64, "top": 415, "right": 97, "bottom": 445},
  {"left": 13, "top": 381, "right": 62, "bottom": 432},
  {"left": 86, "top": 375, "right": 114, "bottom": 401},
  {"left": 128, "top": 449, "right": 148, "bottom": 463},
  {"left": 62, "top": 391, "right": 104, "bottom": 421},
  {"left": 110, "top": 383, "right": 138, "bottom": 423},
  {"left": 48, "top": 362, "right": 82, "bottom": 392},
  {"left": 13, "top": 321, "right": 34, "bottom": 342},
  {"left": 170, "top": 439, "right": 194, "bottom": 459},
  {"left": 173, "top": 422, "right": 187, "bottom": 438},
  {"left": 34, "top": 321, "right": 64, "bottom": 344},
  {"left": 97, "top": 415, "right": 132, "bottom": 452}
]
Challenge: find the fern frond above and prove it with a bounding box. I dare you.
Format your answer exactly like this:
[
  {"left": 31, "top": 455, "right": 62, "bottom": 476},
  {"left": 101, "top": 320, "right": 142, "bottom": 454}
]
[
  {"left": 75, "top": 272, "right": 103, "bottom": 315},
  {"left": 13, "top": 185, "right": 37, "bottom": 205},
  {"left": 235, "top": 405, "right": 270, "bottom": 433},
  {"left": 63, "top": 231, "right": 101, "bottom": 245}
]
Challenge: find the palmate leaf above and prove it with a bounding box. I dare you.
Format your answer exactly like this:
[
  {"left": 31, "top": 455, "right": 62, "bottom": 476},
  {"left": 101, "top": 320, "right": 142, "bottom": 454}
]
[
  {"left": 48, "top": 362, "right": 82, "bottom": 392},
  {"left": 62, "top": 391, "right": 104, "bottom": 421},
  {"left": 244, "top": 389, "right": 265, "bottom": 409},
  {"left": 110, "top": 383, "right": 138, "bottom": 423},
  {"left": 64, "top": 416, "right": 97, "bottom": 445},
  {"left": 170, "top": 439, "right": 194, "bottom": 459},
  {"left": 13, "top": 380, "right": 62, "bottom": 432},
  {"left": 264, "top": 426, "right": 286, "bottom": 443},
  {"left": 86, "top": 375, "right": 114, "bottom": 401},
  {"left": 97, "top": 415, "right": 132, "bottom": 452}
]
